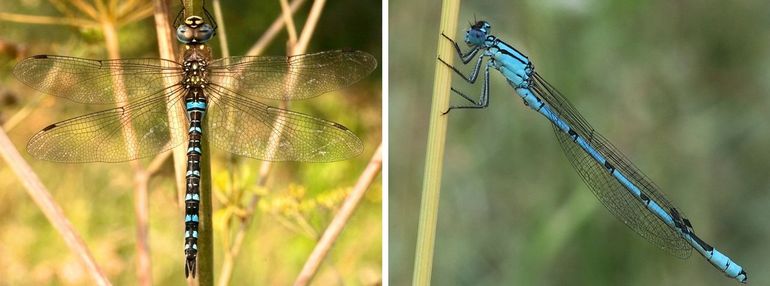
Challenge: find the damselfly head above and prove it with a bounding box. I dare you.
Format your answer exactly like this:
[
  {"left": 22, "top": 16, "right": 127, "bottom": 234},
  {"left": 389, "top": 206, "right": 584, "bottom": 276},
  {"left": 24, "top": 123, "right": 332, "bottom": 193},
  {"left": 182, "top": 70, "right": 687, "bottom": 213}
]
[
  {"left": 176, "top": 16, "right": 215, "bottom": 44},
  {"left": 465, "top": 21, "right": 491, "bottom": 47}
]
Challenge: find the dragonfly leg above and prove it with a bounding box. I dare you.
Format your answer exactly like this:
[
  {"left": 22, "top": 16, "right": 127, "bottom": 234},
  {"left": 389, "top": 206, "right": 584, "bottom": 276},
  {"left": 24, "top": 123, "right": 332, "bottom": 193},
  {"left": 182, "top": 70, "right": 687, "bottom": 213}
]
[
  {"left": 441, "top": 33, "right": 480, "bottom": 63},
  {"left": 443, "top": 62, "right": 491, "bottom": 115}
]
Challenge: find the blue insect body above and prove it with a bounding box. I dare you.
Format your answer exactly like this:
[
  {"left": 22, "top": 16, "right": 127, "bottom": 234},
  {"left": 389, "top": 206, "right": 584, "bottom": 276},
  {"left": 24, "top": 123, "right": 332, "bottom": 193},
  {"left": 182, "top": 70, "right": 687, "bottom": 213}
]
[{"left": 441, "top": 20, "right": 747, "bottom": 283}]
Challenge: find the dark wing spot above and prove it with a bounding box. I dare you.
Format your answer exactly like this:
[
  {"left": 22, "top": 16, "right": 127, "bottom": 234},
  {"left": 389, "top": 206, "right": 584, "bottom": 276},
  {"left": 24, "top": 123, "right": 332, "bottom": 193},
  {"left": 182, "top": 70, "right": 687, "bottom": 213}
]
[{"left": 41, "top": 123, "right": 57, "bottom": 131}]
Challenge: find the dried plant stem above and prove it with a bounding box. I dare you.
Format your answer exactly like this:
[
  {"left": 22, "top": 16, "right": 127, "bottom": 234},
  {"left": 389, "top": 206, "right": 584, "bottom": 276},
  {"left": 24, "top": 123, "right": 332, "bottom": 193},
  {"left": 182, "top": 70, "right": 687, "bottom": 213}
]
[
  {"left": 279, "top": 0, "right": 299, "bottom": 47},
  {"left": 293, "top": 144, "right": 383, "bottom": 286},
  {"left": 150, "top": 8, "right": 187, "bottom": 282},
  {"left": 133, "top": 170, "right": 152, "bottom": 286},
  {"left": 99, "top": 14, "right": 155, "bottom": 286},
  {"left": 2, "top": 95, "right": 43, "bottom": 131},
  {"left": 293, "top": 0, "right": 325, "bottom": 54},
  {"left": 412, "top": 0, "right": 461, "bottom": 285},
  {"left": 0, "top": 129, "right": 110, "bottom": 285},
  {"left": 152, "top": 0, "right": 186, "bottom": 202},
  {"left": 0, "top": 12, "right": 96, "bottom": 27},
  {"left": 246, "top": 0, "right": 306, "bottom": 56},
  {"left": 211, "top": 0, "right": 230, "bottom": 58}
]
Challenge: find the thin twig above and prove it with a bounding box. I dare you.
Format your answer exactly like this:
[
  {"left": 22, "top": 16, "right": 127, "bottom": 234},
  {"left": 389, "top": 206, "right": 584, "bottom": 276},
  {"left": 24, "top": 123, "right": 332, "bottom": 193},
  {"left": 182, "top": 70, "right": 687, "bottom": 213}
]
[
  {"left": 293, "top": 144, "right": 383, "bottom": 286},
  {"left": 151, "top": 9, "right": 188, "bottom": 281},
  {"left": 279, "top": 0, "right": 299, "bottom": 47},
  {"left": 413, "top": 0, "right": 461, "bottom": 285},
  {"left": 146, "top": 151, "right": 172, "bottom": 177},
  {"left": 0, "top": 129, "right": 111, "bottom": 286},
  {"left": 69, "top": 0, "right": 100, "bottom": 20},
  {"left": 246, "top": 0, "right": 306, "bottom": 56},
  {"left": 2, "top": 94, "right": 44, "bottom": 132},
  {"left": 293, "top": 0, "right": 325, "bottom": 54},
  {"left": 211, "top": 0, "right": 230, "bottom": 58},
  {"left": 152, "top": 0, "right": 186, "bottom": 198},
  {"left": 0, "top": 12, "right": 96, "bottom": 27},
  {"left": 119, "top": 5, "right": 154, "bottom": 26}
]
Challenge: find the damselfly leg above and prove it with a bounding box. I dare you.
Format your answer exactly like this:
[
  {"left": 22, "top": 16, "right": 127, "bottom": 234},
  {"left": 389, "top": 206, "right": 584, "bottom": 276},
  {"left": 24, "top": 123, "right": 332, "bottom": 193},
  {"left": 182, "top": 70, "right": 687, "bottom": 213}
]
[{"left": 438, "top": 35, "right": 494, "bottom": 114}]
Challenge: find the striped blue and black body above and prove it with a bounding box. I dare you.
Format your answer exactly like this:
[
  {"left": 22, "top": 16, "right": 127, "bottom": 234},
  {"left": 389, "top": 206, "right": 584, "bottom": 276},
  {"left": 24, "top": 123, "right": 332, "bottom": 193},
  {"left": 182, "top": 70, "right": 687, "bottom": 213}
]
[
  {"left": 177, "top": 15, "right": 214, "bottom": 278},
  {"left": 440, "top": 20, "right": 747, "bottom": 283},
  {"left": 182, "top": 86, "right": 207, "bottom": 277}
]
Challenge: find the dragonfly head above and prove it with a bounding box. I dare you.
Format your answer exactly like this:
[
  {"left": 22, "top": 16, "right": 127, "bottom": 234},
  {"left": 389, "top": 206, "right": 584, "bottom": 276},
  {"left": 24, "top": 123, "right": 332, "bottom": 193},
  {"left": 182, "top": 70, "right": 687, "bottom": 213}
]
[
  {"left": 465, "top": 20, "right": 491, "bottom": 47},
  {"left": 176, "top": 16, "right": 216, "bottom": 44}
]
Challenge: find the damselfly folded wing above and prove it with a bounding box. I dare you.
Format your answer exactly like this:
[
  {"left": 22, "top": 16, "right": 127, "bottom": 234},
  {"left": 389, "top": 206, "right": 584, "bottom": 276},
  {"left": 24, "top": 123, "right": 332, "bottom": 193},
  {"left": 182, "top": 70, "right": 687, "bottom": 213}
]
[
  {"left": 13, "top": 56, "right": 183, "bottom": 104},
  {"left": 206, "top": 84, "right": 363, "bottom": 162},
  {"left": 208, "top": 50, "right": 377, "bottom": 101},
  {"left": 531, "top": 73, "right": 692, "bottom": 258},
  {"left": 27, "top": 86, "right": 188, "bottom": 162}
]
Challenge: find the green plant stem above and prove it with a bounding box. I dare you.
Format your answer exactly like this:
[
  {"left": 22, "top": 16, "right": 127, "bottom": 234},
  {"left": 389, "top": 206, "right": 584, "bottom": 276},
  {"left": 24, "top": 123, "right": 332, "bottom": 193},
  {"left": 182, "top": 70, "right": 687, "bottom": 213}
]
[
  {"left": 413, "top": 0, "right": 461, "bottom": 285},
  {"left": 197, "top": 131, "right": 215, "bottom": 285}
]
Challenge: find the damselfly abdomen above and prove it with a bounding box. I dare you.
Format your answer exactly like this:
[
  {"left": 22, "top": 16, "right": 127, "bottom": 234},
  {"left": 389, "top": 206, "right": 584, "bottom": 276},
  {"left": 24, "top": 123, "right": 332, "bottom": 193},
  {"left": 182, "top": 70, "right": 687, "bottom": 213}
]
[{"left": 440, "top": 20, "right": 747, "bottom": 283}]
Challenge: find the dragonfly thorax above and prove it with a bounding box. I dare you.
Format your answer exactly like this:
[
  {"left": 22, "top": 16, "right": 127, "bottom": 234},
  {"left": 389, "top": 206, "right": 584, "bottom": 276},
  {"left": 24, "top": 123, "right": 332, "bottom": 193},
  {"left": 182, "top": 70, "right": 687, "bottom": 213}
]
[{"left": 183, "top": 59, "right": 209, "bottom": 88}]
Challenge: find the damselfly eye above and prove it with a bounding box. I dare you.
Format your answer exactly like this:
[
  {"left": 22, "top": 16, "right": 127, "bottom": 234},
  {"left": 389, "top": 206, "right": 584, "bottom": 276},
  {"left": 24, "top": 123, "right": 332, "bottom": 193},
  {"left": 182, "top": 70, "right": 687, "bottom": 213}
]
[{"left": 465, "top": 29, "right": 486, "bottom": 46}]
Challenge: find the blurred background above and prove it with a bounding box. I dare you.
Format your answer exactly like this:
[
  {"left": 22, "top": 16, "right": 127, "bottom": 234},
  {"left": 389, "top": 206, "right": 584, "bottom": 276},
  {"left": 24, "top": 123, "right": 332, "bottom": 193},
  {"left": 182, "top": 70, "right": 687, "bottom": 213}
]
[
  {"left": 0, "top": 0, "right": 381, "bottom": 285},
  {"left": 391, "top": 1, "right": 769, "bottom": 285}
]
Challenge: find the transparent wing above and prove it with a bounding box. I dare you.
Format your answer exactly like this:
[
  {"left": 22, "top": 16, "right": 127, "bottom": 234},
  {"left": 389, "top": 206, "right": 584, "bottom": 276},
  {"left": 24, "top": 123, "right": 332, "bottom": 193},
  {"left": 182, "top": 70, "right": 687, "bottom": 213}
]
[
  {"left": 206, "top": 84, "right": 363, "bottom": 162},
  {"left": 27, "top": 86, "right": 187, "bottom": 162},
  {"left": 531, "top": 73, "right": 692, "bottom": 258},
  {"left": 208, "top": 50, "right": 376, "bottom": 101},
  {"left": 13, "top": 55, "right": 182, "bottom": 104}
]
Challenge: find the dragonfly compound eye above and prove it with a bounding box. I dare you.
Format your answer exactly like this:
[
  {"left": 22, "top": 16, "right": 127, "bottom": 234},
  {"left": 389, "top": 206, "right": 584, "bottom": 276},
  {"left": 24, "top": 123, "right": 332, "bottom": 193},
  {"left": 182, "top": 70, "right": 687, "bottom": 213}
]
[
  {"left": 176, "top": 25, "right": 194, "bottom": 44},
  {"left": 194, "top": 24, "right": 215, "bottom": 43}
]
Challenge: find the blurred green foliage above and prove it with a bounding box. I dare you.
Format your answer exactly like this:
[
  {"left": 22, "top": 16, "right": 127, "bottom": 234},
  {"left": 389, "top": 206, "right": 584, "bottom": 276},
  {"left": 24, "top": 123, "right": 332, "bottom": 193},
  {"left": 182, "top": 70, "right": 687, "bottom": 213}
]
[
  {"left": 391, "top": 1, "right": 770, "bottom": 285},
  {"left": 0, "top": 0, "right": 381, "bottom": 285}
]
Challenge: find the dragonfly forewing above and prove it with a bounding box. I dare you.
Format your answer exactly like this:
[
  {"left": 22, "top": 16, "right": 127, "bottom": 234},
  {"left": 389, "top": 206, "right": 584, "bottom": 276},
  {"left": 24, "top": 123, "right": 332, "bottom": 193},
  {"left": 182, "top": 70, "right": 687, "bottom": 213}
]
[
  {"left": 208, "top": 50, "right": 377, "bottom": 101},
  {"left": 13, "top": 55, "right": 183, "bottom": 104}
]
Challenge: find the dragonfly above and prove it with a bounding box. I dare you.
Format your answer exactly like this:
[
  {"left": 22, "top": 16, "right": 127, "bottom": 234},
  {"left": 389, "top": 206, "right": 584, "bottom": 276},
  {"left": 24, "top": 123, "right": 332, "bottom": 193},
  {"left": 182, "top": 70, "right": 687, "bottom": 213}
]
[
  {"left": 13, "top": 5, "right": 376, "bottom": 278},
  {"left": 439, "top": 20, "right": 747, "bottom": 283}
]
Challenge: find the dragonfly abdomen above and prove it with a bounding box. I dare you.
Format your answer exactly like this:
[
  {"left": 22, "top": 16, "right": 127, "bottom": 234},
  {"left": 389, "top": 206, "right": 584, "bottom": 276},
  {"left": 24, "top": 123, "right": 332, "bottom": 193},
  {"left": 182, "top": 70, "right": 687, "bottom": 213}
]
[{"left": 183, "top": 85, "right": 208, "bottom": 277}]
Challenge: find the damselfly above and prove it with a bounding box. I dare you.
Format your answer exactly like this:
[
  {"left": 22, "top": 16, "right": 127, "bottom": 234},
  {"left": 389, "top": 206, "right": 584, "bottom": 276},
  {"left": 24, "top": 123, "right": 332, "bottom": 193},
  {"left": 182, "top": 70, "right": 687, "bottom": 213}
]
[
  {"left": 440, "top": 20, "right": 747, "bottom": 283},
  {"left": 13, "top": 5, "right": 376, "bottom": 278}
]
